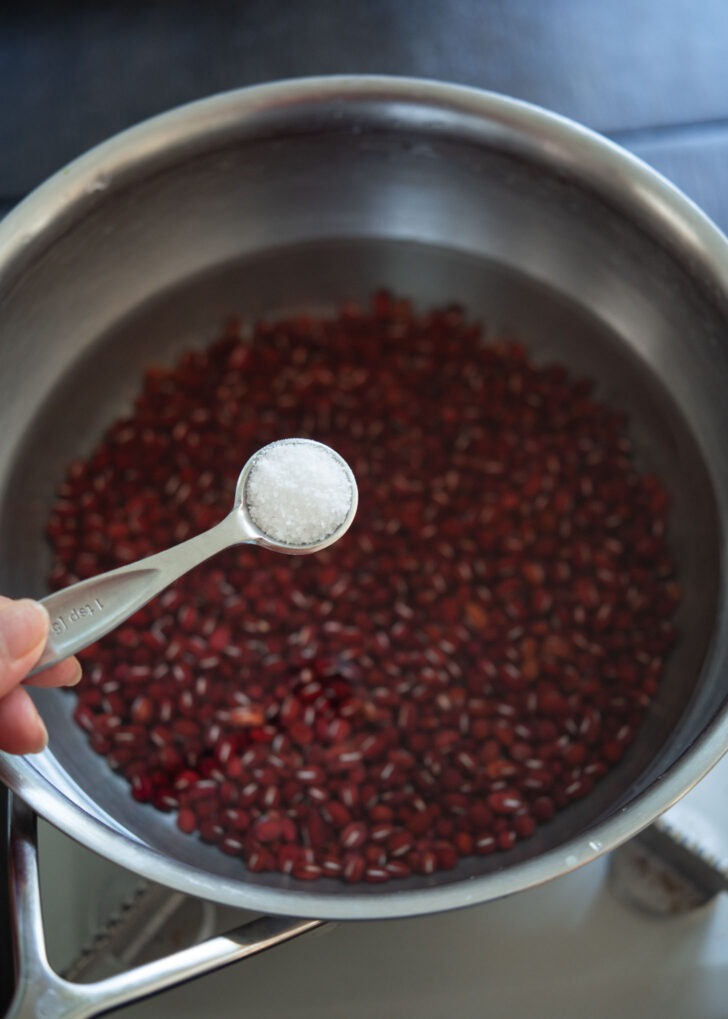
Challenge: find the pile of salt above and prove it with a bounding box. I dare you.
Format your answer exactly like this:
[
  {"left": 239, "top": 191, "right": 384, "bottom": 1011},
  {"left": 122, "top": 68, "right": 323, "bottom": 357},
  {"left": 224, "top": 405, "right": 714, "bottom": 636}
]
[{"left": 244, "top": 440, "right": 354, "bottom": 547}]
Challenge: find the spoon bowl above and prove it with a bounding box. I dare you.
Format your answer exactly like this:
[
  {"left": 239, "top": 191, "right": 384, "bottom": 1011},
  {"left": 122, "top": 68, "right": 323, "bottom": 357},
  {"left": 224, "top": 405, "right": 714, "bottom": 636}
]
[{"left": 236, "top": 438, "right": 358, "bottom": 554}]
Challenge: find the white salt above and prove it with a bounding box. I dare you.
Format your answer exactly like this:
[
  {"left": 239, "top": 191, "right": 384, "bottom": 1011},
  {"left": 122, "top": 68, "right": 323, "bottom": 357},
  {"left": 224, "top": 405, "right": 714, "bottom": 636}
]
[{"left": 245, "top": 440, "right": 354, "bottom": 547}]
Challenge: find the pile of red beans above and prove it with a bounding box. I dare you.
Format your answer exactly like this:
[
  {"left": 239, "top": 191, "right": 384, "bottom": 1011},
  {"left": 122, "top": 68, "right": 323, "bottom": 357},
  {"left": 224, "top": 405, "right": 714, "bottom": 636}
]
[{"left": 47, "top": 293, "right": 680, "bottom": 883}]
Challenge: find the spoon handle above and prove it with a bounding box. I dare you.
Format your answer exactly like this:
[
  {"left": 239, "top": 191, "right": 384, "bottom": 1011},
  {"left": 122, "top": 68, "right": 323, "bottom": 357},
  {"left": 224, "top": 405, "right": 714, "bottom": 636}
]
[{"left": 29, "top": 513, "right": 245, "bottom": 676}]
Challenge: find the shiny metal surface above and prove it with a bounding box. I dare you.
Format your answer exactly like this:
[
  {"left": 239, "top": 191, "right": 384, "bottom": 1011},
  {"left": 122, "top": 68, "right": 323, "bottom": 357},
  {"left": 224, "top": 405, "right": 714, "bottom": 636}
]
[
  {"left": 6, "top": 798, "right": 320, "bottom": 1019},
  {"left": 0, "top": 77, "right": 727, "bottom": 920}
]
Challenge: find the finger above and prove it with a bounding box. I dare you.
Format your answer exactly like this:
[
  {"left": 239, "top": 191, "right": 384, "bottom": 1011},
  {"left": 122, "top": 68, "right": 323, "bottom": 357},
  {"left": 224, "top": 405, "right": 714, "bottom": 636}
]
[
  {"left": 24, "top": 656, "right": 82, "bottom": 690},
  {"left": 0, "top": 685, "right": 48, "bottom": 754},
  {"left": 0, "top": 599, "right": 50, "bottom": 699},
  {"left": 0, "top": 597, "right": 82, "bottom": 688}
]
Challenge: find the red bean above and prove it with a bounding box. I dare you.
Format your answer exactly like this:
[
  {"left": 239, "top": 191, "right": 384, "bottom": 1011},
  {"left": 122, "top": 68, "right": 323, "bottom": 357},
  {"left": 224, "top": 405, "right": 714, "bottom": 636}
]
[
  {"left": 302, "top": 811, "right": 330, "bottom": 850},
  {"left": 292, "top": 862, "right": 323, "bottom": 881},
  {"left": 220, "top": 835, "right": 245, "bottom": 856},
  {"left": 435, "top": 844, "right": 459, "bottom": 870},
  {"left": 52, "top": 294, "right": 680, "bottom": 884},
  {"left": 488, "top": 791, "right": 524, "bottom": 815},
  {"left": 385, "top": 859, "right": 412, "bottom": 879},
  {"left": 176, "top": 808, "right": 197, "bottom": 834},
  {"left": 364, "top": 866, "right": 391, "bottom": 884},
  {"left": 276, "top": 844, "right": 301, "bottom": 875},
  {"left": 388, "top": 831, "right": 414, "bottom": 857},
  {"left": 252, "top": 815, "right": 285, "bottom": 843},
  {"left": 342, "top": 853, "right": 366, "bottom": 883},
  {"left": 322, "top": 800, "right": 351, "bottom": 827},
  {"left": 221, "top": 808, "right": 250, "bottom": 833},
  {"left": 340, "top": 822, "right": 368, "bottom": 851},
  {"left": 497, "top": 829, "right": 517, "bottom": 852},
  {"left": 245, "top": 846, "right": 274, "bottom": 873}
]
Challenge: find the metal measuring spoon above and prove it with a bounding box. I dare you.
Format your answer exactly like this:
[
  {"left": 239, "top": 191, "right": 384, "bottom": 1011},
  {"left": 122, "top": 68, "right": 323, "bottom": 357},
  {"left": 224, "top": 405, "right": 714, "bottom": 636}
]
[{"left": 30, "top": 439, "right": 358, "bottom": 676}]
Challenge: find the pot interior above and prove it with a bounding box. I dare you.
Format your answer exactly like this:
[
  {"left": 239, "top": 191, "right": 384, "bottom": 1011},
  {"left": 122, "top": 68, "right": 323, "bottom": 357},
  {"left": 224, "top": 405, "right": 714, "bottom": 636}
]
[{"left": 0, "top": 235, "right": 722, "bottom": 899}]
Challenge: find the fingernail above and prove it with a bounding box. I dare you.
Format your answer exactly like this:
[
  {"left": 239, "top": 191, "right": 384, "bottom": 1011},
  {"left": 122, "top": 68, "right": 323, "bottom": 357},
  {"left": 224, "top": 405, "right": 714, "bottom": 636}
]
[
  {"left": 30, "top": 716, "right": 49, "bottom": 753},
  {"left": 67, "top": 660, "right": 83, "bottom": 686},
  {"left": 0, "top": 600, "right": 49, "bottom": 661}
]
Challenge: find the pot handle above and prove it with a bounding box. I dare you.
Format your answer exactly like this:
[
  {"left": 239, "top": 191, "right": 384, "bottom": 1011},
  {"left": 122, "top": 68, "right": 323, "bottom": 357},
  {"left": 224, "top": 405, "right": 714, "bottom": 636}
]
[{"left": 4, "top": 795, "right": 323, "bottom": 1019}]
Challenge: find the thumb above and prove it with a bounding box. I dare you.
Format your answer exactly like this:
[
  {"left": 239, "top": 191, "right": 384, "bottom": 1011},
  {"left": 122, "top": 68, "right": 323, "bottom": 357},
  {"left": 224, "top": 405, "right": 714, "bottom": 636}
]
[{"left": 0, "top": 599, "right": 50, "bottom": 698}]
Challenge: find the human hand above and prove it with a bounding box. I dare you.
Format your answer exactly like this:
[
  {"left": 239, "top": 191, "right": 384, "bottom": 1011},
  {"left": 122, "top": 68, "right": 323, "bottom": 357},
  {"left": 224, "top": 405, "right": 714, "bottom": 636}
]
[{"left": 0, "top": 597, "right": 81, "bottom": 754}]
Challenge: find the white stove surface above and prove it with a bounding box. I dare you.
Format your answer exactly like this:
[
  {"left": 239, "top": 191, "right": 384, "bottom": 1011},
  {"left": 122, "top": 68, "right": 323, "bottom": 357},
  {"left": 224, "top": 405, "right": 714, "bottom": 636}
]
[{"left": 37, "top": 754, "right": 728, "bottom": 1019}]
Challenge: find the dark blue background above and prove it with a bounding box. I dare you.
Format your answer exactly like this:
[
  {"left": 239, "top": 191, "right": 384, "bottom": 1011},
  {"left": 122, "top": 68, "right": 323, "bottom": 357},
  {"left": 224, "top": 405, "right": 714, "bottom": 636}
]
[{"left": 1, "top": 0, "right": 728, "bottom": 228}]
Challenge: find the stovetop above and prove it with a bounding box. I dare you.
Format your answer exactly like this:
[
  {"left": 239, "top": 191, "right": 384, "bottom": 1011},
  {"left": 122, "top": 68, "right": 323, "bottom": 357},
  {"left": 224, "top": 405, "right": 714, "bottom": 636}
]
[{"left": 33, "top": 751, "right": 728, "bottom": 1019}]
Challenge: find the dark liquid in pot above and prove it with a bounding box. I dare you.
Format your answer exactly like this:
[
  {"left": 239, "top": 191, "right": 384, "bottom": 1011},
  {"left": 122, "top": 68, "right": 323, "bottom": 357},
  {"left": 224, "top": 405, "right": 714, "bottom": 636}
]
[
  {"left": 2, "top": 238, "right": 717, "bottom": 892},
  {"left": 45, "top": 291, "right": 681, "bottom": 883}
]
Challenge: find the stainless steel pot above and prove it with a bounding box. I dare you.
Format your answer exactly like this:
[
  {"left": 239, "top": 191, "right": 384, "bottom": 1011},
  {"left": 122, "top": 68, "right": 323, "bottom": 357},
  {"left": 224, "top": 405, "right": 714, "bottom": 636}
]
[{"left": 1, "top": 74, "right": 727, "bottom": 1010}]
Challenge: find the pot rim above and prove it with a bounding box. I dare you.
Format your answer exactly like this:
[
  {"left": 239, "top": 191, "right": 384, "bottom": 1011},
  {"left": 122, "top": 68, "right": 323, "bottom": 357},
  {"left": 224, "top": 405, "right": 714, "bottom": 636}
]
[{"left": 1, "top": 75, "right": 727, "bottom": 920}]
